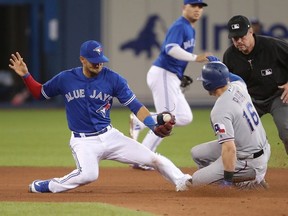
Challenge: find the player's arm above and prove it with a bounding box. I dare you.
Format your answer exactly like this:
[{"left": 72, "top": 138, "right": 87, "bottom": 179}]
[
  {"left": 127, "top": 97, "right": 157, "bottom": 130},
  {"left": 9, "top": 52, "right": 42, "bottom": 99},
  {"left": 127, "top": 99, "right": 174, "bottom": 138},
  {"left": 134, "top": 106, "right": 151, "bottom": 123},
  {"left": 167, "top": 45, "right": 211, "bottom": 62},
  {"left": 221, "top": 140, "right": 236, "bottom": 183},
  {"left": 126, "top": 97, "right": 157, "bottom": 128}
]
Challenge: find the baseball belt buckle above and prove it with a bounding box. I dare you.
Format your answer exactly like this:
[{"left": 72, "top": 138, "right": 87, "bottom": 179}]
[{"left": 79, "top": 133, "right": 86, "bottom": 138}]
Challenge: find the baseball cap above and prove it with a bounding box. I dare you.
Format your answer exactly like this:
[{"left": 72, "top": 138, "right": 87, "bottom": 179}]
[
  {"left": 227, "top": 15, "right": 251, "bottom": 39},
  {"left": 80, "top": 40, "right": 109, "bottom": 64},
  {"left": 184, "top": 0, "right": 208, "bottom": 7}
]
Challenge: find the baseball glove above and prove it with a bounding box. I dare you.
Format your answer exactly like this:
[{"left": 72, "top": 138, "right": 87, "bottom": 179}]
[
  {"left": 180, "top": 75, "right": 193, "bottom": 88},
  {"left": 153, "top": 112, "right": 176, "bottom": 138}
]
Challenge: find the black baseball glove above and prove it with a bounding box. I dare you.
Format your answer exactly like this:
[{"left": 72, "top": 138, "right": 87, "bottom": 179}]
[
  {"left": 153, "top": 112, "right": 176, "bottom": 138},
  {"left": 180, "top": 75, "right": 193, "bottom": 88}
]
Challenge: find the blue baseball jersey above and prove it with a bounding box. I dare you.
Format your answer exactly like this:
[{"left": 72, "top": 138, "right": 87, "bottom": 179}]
[
  {"left": 153, "top": 16, "right": 196, "bottom": 79},
  {"left": 41, "top": 67, "right": 138, "bottom": 133}
]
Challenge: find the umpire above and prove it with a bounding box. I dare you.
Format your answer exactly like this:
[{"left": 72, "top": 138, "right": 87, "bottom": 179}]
[{"left": 223, "top": 15, "right": 288, "bottom": 154}]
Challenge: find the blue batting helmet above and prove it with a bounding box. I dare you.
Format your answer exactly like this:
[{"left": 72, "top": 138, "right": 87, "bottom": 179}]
[{"left": 198, "top": 61, "right": 230, "bottom": 92}]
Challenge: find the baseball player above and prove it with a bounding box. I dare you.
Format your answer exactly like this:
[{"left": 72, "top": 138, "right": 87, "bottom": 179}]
[
  {"left": 223, "top": 15, "right": 288, "bottom": 154},
  {"left": 190, "top": 61, "right": 271, "bottom": 189},
  {"left": 129, "top": 0, "right": 212, "bottom": 165},
  {"left": 9, "top": 40, "right": 193, "bottom": 193}
]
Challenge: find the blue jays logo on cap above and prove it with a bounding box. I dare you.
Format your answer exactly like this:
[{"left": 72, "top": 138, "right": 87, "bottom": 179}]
[
  {"left": 184, "top": 0, "right": 208, "bottom": 6},
  {"left": 80, "top": 40, "right": 109, "bottom": 64},
  {"left": 93, "top": 47, "right": 103, "bottom": 55}
]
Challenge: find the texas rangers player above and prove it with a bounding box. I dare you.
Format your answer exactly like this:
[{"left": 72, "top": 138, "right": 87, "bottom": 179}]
[
  {"left": 129, "top": 0, "right": 211, "bottom": 159},
  {"left": 8, "top": 40, "right": 192, "bottom": 193},
  {"left": 191, "top": 61, "right": 271, "bottom": 189}
]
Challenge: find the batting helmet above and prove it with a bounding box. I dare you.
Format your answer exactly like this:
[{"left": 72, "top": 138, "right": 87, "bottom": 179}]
[{"left": 198, "top": 61, "right": 230, "bottom": 92}]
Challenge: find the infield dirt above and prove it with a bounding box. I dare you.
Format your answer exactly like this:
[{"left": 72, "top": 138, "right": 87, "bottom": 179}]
[{"left": 1, "top": 167, "right": 287, "bottom": 216}]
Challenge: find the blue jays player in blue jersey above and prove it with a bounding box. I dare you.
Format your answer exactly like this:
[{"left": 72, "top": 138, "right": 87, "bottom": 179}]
[
  {"left": 9, "top": 40, "right": 194, "bottom": 193},
  {"left": 130, "top": 0, "right": 212, "bottom": 169}
]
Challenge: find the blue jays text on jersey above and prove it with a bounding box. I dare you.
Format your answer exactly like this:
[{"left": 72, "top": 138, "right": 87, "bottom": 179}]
[
  {"left": 41, "top": 67, "right": 137, "bottom": 133},
  {"left": 65, "top": 89, "right": 113, "bottom": 102}
]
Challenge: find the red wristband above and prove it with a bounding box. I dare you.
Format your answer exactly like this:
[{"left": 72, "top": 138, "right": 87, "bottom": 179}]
[{"left": 23, "top": 73, "right": 42, "bottom": 99}]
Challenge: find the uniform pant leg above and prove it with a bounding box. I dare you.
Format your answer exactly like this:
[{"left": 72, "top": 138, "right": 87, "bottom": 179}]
[
  {"left": 143, "top": 66, "right": 192, "bottom": 151},
  {"left": 270, "top": 96, "right": 288, "bottom": 154},
  {"left": 234, "top": 143, "right": 271, "bottom": 189},
  {"left": 49, "top": 135, "right": 103, "bottom": 193},
  {"left": 102, "top": 128, "right": 187, "bottom": 186},
  {"left": 147, "top": 66, "right": 193, "bottom": 126},
  {"left": 191, "top": 140, "right": 222, "bottom": 169},
  {"left": 192, "top": 156, "right": 257, "bottom": 186}
]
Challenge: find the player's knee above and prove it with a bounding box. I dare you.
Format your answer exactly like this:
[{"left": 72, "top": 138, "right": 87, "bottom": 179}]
[
  {"left": 278, "top": 129, "right": 288, "bottom": 154},
  {"left": 184, "top": 113, "right": 193, "bottom": 125},
  {"left": 190, "top": 147, "right": 196, "bottom": 160},
  {"left": 191, "top": 146, "right": 199, "bottom": 162},
  {"left": 279, "top": 126, "right": 288, "bottom": 140},
  {"left": 79, "top": 170, "right": 99, "bottom": 183},
  {"left": 282, "top": 139, "right": 288, "bottom": 154},
  {"left": 175, "top": 112, "right": 193, "bottom": 126},
  {"left": 190, "top": 146, "right": 206, "bottom": 169},
  {"left": 151, "top": 153, "right": 171, "bottom": 168}
]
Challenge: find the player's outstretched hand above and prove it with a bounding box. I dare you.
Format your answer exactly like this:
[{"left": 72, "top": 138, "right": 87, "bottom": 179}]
[
  {"left": 195, "top": 53, "right": 213, "bottom": 63},
  {"left": 207, "top": 56, "right": 220, "bottom": 62},
  {"left": 153, "top": 112, "right": 176, "bottom": 138},
  {"left": 9, "top": 52, "right": 29, "bottom": 77}
]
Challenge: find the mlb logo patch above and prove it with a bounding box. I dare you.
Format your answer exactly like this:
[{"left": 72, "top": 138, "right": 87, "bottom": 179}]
[
  {"left": 261, "top": 68, "right": 272, "bottom": 76},
  {"left": 231, "top": 24, "right": 240, "bottom": 30},
  {"left": 214, "top": 123, "right": 226, "bottom": 134}
]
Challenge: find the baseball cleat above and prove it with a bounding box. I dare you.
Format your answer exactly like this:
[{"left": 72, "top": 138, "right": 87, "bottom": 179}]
[
  {"left": 259, "top": 179, "right": 269, "bottom": 189},
  {"left": 234, "top": 178, "right": 269, "bottom": 190},
  {"left": 176, "top": 174, "right": 193, "bottom": 192},
  {"left": 131, "top": 164, "right": 155, "bottom": 171},
  {"left": 29, "top": 180, "right": 51, "bottom": 193},
  {"left": 129, "top": 113, "right": 145, "bottom": 140}
]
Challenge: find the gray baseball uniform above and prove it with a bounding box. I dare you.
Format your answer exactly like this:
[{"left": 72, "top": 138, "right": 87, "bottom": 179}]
[{"left": 191, "top": 81, "right": 271, "bottom": 186}]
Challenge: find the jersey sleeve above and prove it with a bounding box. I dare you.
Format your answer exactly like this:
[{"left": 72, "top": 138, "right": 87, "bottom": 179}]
[
  {"left": 274, "top": 38, "right": 288, "bottom": 72},
  {"left": 113, "top": 74, "right": 143, "bottom": 113},
  {"left": 211, "top": 105, "right": 235, "bottom": 144},
  {"left": 41, "top": 72, "right": 64, "bottom": 99},
  {"left": 164, "top": 25, "right": 186, "bottom": 53}
]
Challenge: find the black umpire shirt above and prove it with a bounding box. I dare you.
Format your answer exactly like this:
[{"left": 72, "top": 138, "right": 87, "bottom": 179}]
[{"left": 223, "top": 34, "right": 288, "bottom": 101}]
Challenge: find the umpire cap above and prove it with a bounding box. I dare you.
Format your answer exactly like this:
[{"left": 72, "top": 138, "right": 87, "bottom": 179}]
[
  {"left": 197, "top": 62, "right": 230, "bottom": 92},
  {"left": 227, "top": 15, "right": 251, "bottom": 39},
  {"left": 80, "top": 40, "right": 109, "bottom": 64}
]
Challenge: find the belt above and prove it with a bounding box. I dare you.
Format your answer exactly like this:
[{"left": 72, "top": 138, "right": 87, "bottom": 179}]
[
  {"left": 253, "top": 149, "right": 264, "bottom": 158},
  {"left": 73, "top": 125, "right": 111, "bottom": 138},
  {"left": 239, "top": 149, "right": 264, "bottom": 160}
]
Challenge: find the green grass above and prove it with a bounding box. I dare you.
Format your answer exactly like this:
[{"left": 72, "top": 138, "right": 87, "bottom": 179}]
[
  {"left": 0, "top": 108, "right": 287, "bottom": 167},
  {"left": 0, "top": 202, "right": 154, "bottom": 216}
]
